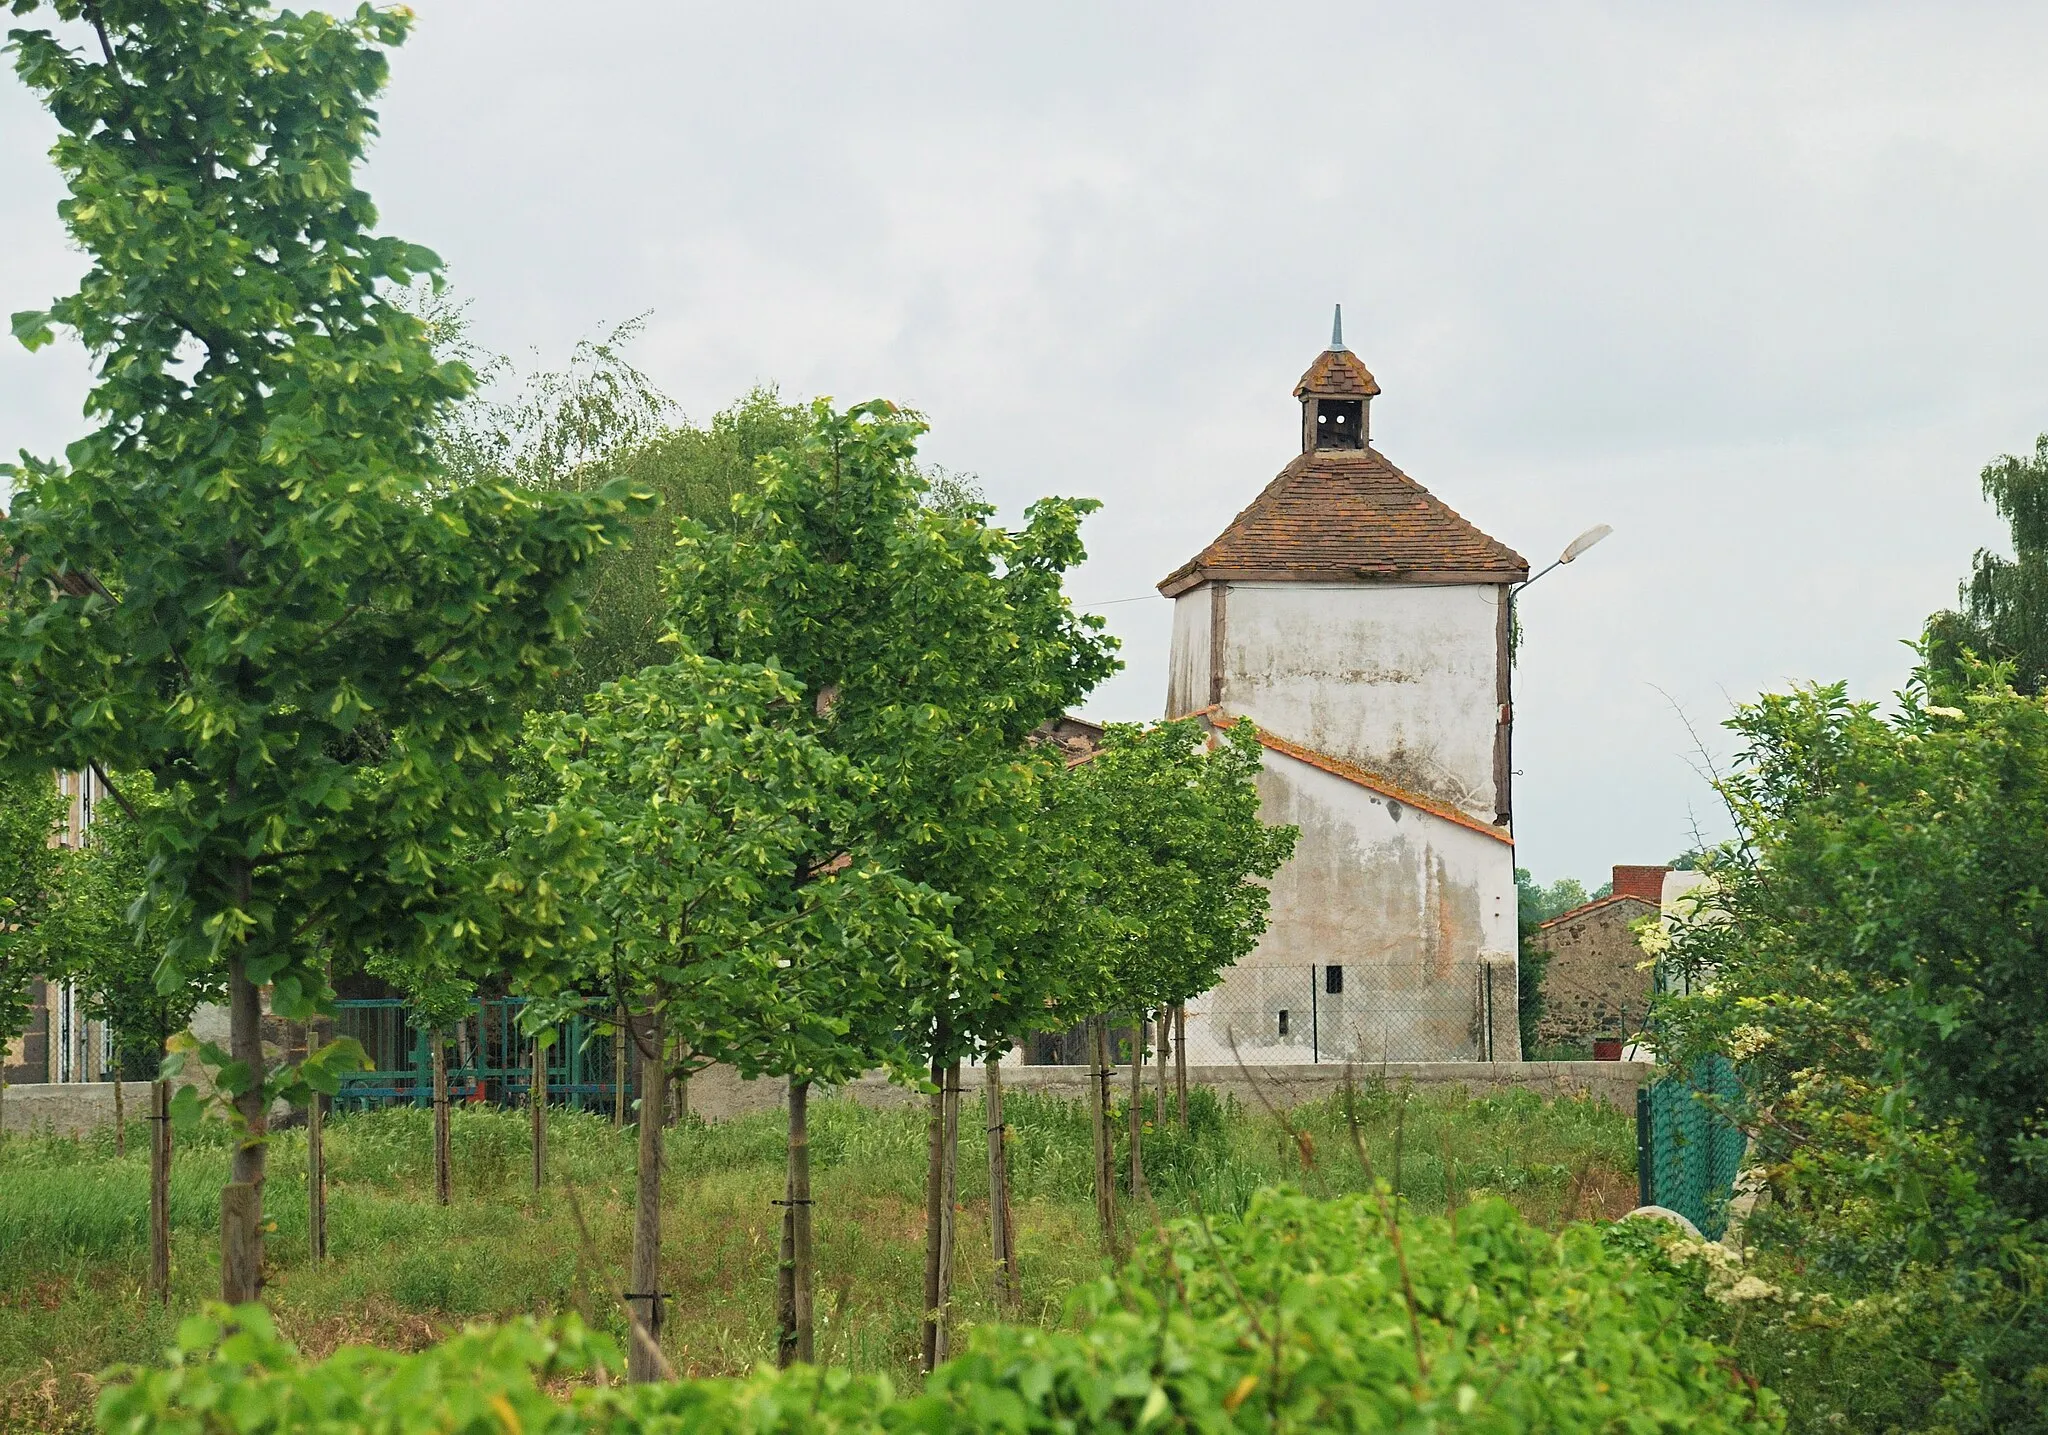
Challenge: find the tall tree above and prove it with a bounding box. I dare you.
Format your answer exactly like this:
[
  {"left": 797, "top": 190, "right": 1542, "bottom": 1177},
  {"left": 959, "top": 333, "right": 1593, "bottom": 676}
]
[
  {"left": 510, "top": 651, "right": 949, "bottom": 1377},
  {"left": 0, "top": 1, "right": 637, "bottom": 1302},
  {"left": 1061, "top": 718, "right": 1296, "bottom": 1192},
  {"left": 1927, "top": 431, "right": 2048, "bottom": 694},
  {"left": 663, "top": 398, "right": 1120, "bottom": 1369}
]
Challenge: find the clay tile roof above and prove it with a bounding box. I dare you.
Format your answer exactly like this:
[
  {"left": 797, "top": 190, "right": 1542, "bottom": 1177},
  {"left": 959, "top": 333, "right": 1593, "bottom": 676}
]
[
  {"left": 1294, "top": 348, "right": 1380, "bottom": 399},
  {"left": 1158, "top": 448, "right": 1528, "bottom": 595}
]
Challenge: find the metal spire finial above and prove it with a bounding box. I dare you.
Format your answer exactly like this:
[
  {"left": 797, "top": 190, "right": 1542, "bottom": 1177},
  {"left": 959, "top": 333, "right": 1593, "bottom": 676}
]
[{"left": 1330, "top": 303, "right": 1346, "bottom": 351}]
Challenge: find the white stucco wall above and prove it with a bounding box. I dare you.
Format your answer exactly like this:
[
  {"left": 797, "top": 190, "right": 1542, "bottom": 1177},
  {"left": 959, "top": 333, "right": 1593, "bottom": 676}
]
[
  {"left": 1164, "top": 584, "right": 1214, "bottom": 719},
  {"left": 1217, "top": 582, "right": 1504, "bottom": 818},
  {"left": 1181, "top": 745, "right": 1520, "bottom": 1065}
]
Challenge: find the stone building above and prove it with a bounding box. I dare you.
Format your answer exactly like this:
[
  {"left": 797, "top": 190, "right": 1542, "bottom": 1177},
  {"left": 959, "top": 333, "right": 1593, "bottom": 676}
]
[
  {"left": 1160, "top": 312, "right": 1527, "bottom": 1063},
  {"left": 1532, "top": 864, "right": 1668, "bottom": 1052}
]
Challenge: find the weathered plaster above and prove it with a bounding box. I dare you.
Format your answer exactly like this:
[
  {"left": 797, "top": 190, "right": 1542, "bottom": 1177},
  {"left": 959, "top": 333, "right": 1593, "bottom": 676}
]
[
  {"left": 1179, "top": 747, "right": 1519, "bottom": 1065},
  {"left": 1212, "top": 582, "right": 1507, "bottom": 819},
  {"left": 1164, "top": 583, "right": 1214, "bottom": 718}
]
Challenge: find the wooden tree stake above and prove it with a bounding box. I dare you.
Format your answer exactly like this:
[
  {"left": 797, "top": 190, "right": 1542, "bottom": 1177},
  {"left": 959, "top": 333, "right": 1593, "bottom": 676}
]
[
  {"left": 432, "top": 1034, "right": 451, "bottom": 1207},
  {"left": 150, "top": 1077, "right": 172, "bottom": 1303},
  {"left": 1175, "top": 1005, "right": 1188, "bottom": 1129},
  {"left": 985, "top": 1056, "right": 1018, "bottom": 1314},
  {"left": 776, "top": 1078, "right": 814, "bottom": 1366},
  {"left": 307, "top": 1089, "right": 326, "bottom": 1263},
  {"left": 627, "top": 1012, "right": 667, "bottom": 1384},
  {"left": 1127, "top": 1014, "right": 1146, "bottom": 1200},
  {"left": 935, "top": 1059, "right": 961, "bottom": 1365},
  {"left": 530, "top": 1032, "right": 547, "bottom": 1193}
]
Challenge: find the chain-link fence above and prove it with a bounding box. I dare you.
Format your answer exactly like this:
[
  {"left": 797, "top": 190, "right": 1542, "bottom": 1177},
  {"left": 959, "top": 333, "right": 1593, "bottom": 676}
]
[
  {"left": 1636, "top": 1053, "right": 1746, "bottom": 1237},
  {"left": 1183, "top": 962, "right": 1515, "bottom": 1064}
]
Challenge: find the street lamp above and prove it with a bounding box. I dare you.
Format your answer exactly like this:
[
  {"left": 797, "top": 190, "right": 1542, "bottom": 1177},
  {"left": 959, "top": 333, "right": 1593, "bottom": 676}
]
[{"left": 1517, "top": 523, "right": 1612, "bottom": 594}]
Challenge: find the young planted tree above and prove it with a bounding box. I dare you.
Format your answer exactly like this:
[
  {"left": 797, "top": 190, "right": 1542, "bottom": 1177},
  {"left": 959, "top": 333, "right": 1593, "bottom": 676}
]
[
  {"left": 0, "top": 768, "right": 64, "bottom": 1135},
  {"left": 664, "top": 399, "right": 1120, "bottom": 1369},
  {"left": 1063, "top": 718, "right": 1296, "bottom": 1196},
  {"left": 0, "top": 3, "right": 638, "bottom": 1302},
  {"left": 510, "top": 651, "right": 948, "bottom": 1378},
  {"left": 36, "top": 780, "right": 223, "bottom": 1301}
]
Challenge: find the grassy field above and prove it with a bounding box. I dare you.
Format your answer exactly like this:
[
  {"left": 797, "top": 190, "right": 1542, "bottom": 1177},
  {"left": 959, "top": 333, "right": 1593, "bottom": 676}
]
[{"left": 0, "top": 1080, "right": 1636, "bottom": 1432}]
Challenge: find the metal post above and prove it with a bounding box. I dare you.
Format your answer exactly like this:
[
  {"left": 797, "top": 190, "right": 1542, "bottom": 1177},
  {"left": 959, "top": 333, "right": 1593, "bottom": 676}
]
[
  {"left": 1635, "top": 1086, "right": 1654, "bottom": 1209},
  {"left": 1310, "top": 963, "right": 1319, "bottom": 1064}
]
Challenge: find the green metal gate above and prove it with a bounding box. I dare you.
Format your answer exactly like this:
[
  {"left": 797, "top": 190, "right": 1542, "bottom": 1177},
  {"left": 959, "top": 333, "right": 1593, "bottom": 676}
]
[
  {"left": 330, "top": 998, "right": 627, "bottom": 1115},
  {"left": 1636, "top": 1052, "right": 1746, "bottom": 1238}
]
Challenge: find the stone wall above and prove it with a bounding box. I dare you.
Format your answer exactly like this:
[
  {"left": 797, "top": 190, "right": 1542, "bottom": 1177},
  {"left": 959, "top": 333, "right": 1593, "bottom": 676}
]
[{"left": 1534, "top": 894, "right": 1657, "bottom": 1051}]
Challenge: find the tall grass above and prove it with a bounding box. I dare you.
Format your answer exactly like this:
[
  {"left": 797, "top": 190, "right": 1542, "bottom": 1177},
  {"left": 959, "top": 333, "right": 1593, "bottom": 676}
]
[{"left": 0, "top": 1080, "right": 1634, "bottom": 1433}]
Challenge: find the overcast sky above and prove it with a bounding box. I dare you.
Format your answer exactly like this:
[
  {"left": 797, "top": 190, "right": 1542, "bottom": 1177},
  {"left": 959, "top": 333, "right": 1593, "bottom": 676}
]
[{"left": 5, "top": 2, "right": 2043, "bottom": 886}]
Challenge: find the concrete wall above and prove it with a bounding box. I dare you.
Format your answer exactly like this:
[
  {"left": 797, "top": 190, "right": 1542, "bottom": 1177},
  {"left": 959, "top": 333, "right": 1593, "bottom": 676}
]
[
  {"left": 1185, "top": 746, "right": 1518, "bottom": 1064},
  {"left": 1219, "top": 582, "right": 1504, "bottom": 819},
  {"left": 0, "top": 1080, "right": 153, "bottom": 1136},
  {"left": 639, "top": 1059, "right": 1652, "bottom": 1123},
  {"left": 4, "top": 1060, "right": 1650, "bottom": 1134}
]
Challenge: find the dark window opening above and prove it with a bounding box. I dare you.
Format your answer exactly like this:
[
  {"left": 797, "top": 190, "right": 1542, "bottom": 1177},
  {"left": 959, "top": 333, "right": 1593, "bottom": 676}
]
[
  {"left": 1325, "top": 964, "right": 1344, "bottom": 995},
  {"left": 1313, "top": 398, "right": 1364, "bottom": 450},
  {"left": 1277, "top": 1008, "right": 1291, "bottom": 1037}
]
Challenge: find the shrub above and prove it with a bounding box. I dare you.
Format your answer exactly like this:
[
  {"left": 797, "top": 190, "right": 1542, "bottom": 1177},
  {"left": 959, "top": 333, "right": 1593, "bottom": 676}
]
[{"left": 98, "top": 1188, "right": 1778, "bottom": 1433}]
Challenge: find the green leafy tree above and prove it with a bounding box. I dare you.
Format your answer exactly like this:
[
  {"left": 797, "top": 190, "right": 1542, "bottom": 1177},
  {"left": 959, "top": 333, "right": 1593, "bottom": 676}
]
[
  {"left": 1073, "top": 718, "right": 1295, "bottom": 1024},
  {"left": 1062, "top": 717, "right": 1296, "bottom": 1202},
  {"left": 40, "top": 777, "right": 222, "bottom": 1081},
  {"left": 1654, "top": 660, "right": 2048, "bottom": 1432},
  {"left": 0, "top": 767, "right": 64, "bottom": 1127},
  {"left": 511, "top": 650, "right": 950, "bottom": 1377},
  {"left": 1928, "top": 432, "right": 2048, "bottom": 694},
  {"left": 662, "top": 396, "right": 1119, "bottom": 1367},
  {"left": 0, "top": 1, "right": 637, "bottom": 1300}
]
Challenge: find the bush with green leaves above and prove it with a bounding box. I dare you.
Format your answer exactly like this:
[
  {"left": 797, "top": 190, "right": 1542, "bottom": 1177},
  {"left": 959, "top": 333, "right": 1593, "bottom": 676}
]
[
  {"left": 97, "top": 1188, "right": 1778, "bottom": 1434},
  {"left": 1652, "top": 659, "right": 2048, "bottom": 1433}
]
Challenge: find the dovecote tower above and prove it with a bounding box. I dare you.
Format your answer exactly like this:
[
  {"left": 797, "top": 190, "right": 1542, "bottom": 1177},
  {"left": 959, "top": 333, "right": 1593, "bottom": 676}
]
[{"left": 1161, "top": 309, "right": 1529, "bottom": 1062}]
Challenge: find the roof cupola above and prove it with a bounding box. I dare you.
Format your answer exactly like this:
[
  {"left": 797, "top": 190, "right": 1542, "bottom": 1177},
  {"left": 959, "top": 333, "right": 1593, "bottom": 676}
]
[{"left": 1295, "top": 303, "right": 1381, "bottom": 453}]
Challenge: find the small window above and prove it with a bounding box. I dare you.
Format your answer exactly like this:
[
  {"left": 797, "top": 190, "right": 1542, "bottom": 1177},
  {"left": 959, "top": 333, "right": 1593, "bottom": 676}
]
[
  {"left": 1313, "top": 398, "right": 1364, "bottom": 450},
  {"left": 1325, "top": 964, "right": 1344, "bottom": 995},
  {"left": 1277, "top": 1008, "right": 1290, "bottom": 1037}
]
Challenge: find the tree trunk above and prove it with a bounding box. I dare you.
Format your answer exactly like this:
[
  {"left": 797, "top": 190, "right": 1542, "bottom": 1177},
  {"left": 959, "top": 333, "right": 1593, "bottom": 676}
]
[
  {"left": 151, "top": 1078, "right": 171, "bottom": 1304},
  {"left": 432, "top": 1034, "right": 451, "bottom": 1206},
  {"left": 935, "top": 1058, "right": 961, "bottom": 1365},
  {"left": 613, "top": 1005, "right": 627, "bottom": 1127},
  {"left": 1175, "top": 1005, "right": 1188, "bottom": 1129},
  {"left": 985, "top": 1056, "right": 1017, "bottom": 1314},
  {"left": 1090, "top": 1018, "right": 1117, "bottom": 1255},
  {"left": 919, "top": 1016, "right": 951, "bottom": 1374},
  {"left": 113, "top": 1069, "right": 125, "bottom": 1157},
  {"left": 530, "top": 1033, "right": 547, "bottom": 1193},
  {"left": 776, "top": 1078, "right": 814, "bottom": 1366},
  {"left": 221, "top": 956, "right": 266, "bottom": 1304},
  {"left": 307, "top": 1089, "right": 326, "bottom": 1264},
  {"left": 1127, "top": 1012, "right": 1146, "bottom": 1200},
  {"left": 1156, "top": 1005, "right": 1170, "bottom": 1128},
  {"left": 627, "top": 1011, "right": 666, "bottom": 1383}
]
